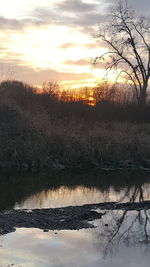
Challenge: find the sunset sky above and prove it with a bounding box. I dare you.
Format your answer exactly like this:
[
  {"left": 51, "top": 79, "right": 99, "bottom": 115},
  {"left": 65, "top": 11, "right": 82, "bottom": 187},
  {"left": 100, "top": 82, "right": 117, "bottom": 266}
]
[{"left": 0, "top": 0, "right": 149, "bottom": 88}]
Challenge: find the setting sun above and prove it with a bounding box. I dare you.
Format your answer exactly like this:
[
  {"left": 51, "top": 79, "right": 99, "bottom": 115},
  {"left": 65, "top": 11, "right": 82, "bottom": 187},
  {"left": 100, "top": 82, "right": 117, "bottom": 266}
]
[
  {"left": 0, "top": 0, "right": 148, "bottom": 89},
  {"left": 0, "top": 1, "right": 150, "bottom": 266}
]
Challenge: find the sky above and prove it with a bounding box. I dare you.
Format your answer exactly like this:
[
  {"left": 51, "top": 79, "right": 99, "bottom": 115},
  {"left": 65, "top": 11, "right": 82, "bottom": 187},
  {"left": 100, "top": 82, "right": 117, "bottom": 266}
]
[{"left": 0, "top": 0, "right": 150, "bottom": 88}]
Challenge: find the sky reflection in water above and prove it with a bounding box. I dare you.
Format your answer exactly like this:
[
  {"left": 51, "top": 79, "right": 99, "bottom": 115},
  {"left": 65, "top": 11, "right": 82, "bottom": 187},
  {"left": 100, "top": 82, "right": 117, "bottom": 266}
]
[
  {"left": 14, "top": 182, "right": 150, "bottom": 210},
  {"left": 0, "top": 171, "right": 150, "bottom": 266},
  {"left": 0, "top": 218, "right": 150, "bottom": 267}
]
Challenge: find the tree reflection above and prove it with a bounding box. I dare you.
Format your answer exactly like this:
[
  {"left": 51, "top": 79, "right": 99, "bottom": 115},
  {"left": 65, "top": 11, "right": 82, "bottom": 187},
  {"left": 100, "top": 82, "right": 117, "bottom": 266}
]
[
  {"left": 0, "top": 170, "right": 150, "bottom": 210},
  {"left": 95, "top": 185, "right": 150, "bottom": 257}
]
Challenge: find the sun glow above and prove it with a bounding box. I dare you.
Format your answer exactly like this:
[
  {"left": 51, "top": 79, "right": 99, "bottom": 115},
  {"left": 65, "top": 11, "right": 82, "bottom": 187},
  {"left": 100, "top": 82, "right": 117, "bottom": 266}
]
[
  {"left": 0, "top": 0, "right": 124, "bottom": 88},
  {"left": 0, "top": 21, "right": 109, "bottom": 87},
  {"left": 0, "top": 0, "right": 147, "bottom": 88},
  {"left": 5, "top": 26, "right": 94, "bottom": 68}
]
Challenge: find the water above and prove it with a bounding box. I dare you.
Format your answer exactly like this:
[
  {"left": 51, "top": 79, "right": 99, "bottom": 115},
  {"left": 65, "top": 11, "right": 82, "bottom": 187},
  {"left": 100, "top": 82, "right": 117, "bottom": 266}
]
[{"left": 0, "top": 170, "right": 150, "bottom": 266}]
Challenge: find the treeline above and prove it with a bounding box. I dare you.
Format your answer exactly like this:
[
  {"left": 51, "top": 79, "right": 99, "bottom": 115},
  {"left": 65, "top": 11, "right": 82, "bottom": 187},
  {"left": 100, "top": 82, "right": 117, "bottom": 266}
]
[
  {"left": 0, "top": 80, "right": 150, "bottom": 171},
  {"left": 1, "top": 79, "right": 149, "bottom": 122}
]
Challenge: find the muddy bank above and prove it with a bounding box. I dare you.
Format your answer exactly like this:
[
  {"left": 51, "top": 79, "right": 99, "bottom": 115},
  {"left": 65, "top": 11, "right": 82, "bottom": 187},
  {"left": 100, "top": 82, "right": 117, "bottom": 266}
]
[
  {"left": 0, "top": 205, "right": 104, "bottom": 235},
  {"left": 0, "top": 200, "right": 150, "bottom": 235}
]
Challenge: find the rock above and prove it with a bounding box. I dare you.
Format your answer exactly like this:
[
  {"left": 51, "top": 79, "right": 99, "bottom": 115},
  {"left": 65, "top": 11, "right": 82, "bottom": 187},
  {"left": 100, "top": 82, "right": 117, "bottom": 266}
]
[{"left": 43, "top": 229, "right": 49, "bottom": 232}]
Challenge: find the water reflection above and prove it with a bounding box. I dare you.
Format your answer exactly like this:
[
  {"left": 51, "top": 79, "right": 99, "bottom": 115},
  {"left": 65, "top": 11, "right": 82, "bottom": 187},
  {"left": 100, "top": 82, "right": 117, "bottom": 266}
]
[
  {"left": 14, "top": 183, "right": 150, "bottom": 209},
  {"left": 0, "top": 169, "right": 150, "bottom": 266},
  {"left": 0, "top": 214, "right": 150, "bottom": 267},
  {"left": 94, "top": 209, "right": 150, "bottom": 257},
  {"left": 0, "top": 170, "right": 150, "bottom": 210}
]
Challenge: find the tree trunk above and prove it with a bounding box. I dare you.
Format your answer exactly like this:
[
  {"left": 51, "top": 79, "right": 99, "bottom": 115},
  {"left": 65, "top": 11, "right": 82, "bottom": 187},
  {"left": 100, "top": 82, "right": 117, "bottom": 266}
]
[{"left": 138, "top": 85, "right": 147, "bottom": 106}]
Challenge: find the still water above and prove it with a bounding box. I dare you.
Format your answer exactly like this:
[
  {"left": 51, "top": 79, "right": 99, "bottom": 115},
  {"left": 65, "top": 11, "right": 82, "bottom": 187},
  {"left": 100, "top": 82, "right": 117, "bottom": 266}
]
[{"left": 0, "top": 170, "right": 150, "bottom": 267}]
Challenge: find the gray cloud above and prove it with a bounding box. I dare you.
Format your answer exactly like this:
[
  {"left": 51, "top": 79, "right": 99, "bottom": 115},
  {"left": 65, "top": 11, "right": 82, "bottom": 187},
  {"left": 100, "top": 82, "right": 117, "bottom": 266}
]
[
  {"left": 30, "top": 0, "right": 150, "bottom": 31},
  {"left": 101, "top": 0, "right": 150, "bottom": 14},
  {"left": 65, "top": 11, "right": 105, "bottom": 27},
  {"left": 32, "top": 5, "right": 105, "bottom": 29},
  {"left": 0, "top": 0, "right": 150, "bottom": 32},
  {"left": 29, "top": 0, "right": 106, "bottom": 31},
  {"left": 31, "top": 7, "right": 57, "bottom": 25},
  {"left": 0, "top": 0, "right": 149, "bottom": 87},
  {"left": 128, "top": 0, "right": 150, "bottom": 14},
  {"left": 57, "top": 0, "right": 97, "bottom": 13},
  {"left": 0, "top": 16, "right": 23, "bottom": 30},
  {"left": 0, "top": 15, "right": 46, "bottom": 31}
]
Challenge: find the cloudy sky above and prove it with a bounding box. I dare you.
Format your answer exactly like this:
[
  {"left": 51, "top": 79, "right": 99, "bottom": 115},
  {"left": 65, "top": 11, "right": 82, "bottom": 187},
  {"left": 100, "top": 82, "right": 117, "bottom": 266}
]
[{"left": 0, "top": 0, "right": 149, "bottom": 87}]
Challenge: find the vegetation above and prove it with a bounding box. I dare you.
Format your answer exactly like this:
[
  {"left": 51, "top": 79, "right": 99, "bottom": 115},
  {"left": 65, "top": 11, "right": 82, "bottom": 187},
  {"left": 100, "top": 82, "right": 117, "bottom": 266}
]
[{"left": 0, "top": 80, "right": 150, "bottom": 171}]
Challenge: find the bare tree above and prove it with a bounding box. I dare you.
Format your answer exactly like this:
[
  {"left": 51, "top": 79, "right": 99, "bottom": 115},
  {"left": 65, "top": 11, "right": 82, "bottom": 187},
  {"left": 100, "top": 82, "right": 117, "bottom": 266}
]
[
  {"left": 94, "top": 0, "right": 150, "bottom": 105},
  {"left": 42, "top": 81, "right": 60, "bottom": 97}
]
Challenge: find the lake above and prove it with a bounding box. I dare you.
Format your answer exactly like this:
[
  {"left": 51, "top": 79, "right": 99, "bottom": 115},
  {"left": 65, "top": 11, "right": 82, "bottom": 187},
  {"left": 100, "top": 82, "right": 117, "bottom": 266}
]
[{"left": 0, "top": 170, "right": 150, "bottom": 267}]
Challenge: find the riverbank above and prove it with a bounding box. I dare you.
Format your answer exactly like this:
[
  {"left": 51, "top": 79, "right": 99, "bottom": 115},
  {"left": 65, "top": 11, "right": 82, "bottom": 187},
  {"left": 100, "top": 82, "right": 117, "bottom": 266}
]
[
  {"left": 0, "top": 80, "right": 150, "bottom": 172},
  {"left": 1, "top": 115, "right": 150, "bottom": 172},
  {"left": 0, "top": 200, "right": 150, "bottom": 235}
]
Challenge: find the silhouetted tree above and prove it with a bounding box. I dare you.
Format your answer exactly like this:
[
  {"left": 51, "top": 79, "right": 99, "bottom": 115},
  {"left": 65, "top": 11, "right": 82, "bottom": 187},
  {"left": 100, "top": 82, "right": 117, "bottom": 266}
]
[{"left": 94, "top": 0, "right": 150, "bottom": 106}]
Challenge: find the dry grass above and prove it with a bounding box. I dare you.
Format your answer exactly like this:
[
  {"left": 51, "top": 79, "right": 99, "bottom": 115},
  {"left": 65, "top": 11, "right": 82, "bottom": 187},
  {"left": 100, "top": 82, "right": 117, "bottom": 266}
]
[{"left": 0, "top": 80, "right": 150, "bottom": 170}]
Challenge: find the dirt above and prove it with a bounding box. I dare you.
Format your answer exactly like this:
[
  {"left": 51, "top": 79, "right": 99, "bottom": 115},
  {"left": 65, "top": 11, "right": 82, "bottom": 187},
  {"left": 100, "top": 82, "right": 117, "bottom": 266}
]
[{"left": 0, "top": 200, "right": 150, "bottom": 235}]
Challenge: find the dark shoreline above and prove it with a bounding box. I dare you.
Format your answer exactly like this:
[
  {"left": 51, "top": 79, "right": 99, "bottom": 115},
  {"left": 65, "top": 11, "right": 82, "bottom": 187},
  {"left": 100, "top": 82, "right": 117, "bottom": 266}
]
[
  {"left": 0, "top": 160, "right": 150, "bottom": 172},
  {"left": 1, "top": 200, "right": 150, "bottom": 235}
]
